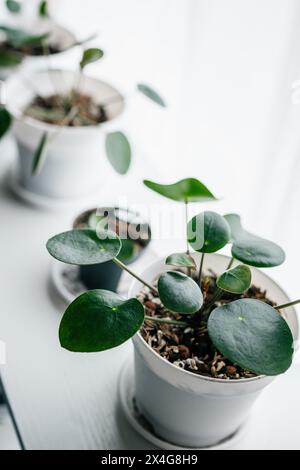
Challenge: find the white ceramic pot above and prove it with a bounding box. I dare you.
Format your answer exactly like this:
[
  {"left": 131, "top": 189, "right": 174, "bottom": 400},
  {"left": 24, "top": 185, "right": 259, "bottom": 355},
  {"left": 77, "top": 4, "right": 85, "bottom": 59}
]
[
  {"left": 5, "top": 69, "right": 125, "bottom": 200},
  {"left": 129, "top": 253, "right": 299, "bottom": 448}
]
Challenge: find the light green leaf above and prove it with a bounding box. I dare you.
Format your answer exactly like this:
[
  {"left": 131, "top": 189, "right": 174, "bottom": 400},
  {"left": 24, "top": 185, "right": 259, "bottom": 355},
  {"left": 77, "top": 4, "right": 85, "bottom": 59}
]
[
  {"left": 59, "top": 290, "right": 144, "bottom": 352},
  {"left": 158, "top": 271, "right": 203, "bottom": 314},
  {"left": 166, "top": 252, "right": 196, "bottom": 269},
  {"left": 217, "top": 264, "right": 251, "bottom": 294},
  {"left": 208, "top": 299, "right": 294, "bottom": 375},
  {"left": 38, "top": 0, "right": 48, "bottom": 17},
  {"left": 6, "top": 0, "right": 21, "bottom": 14},
  {"left": 80, "top": 48, "right": 104, "bottom": 70},
  {"left": 187, "top": 211, "right": 231, "bottom": 253},
  {"left": 0, "top": 26, "right": 48, "bottom": 48},
  {"left": 143, "top": 178, "right": 216, "bottom": 203},
  {"left": 46, "top": 228, "right": 121, "bottom": 265},
  {"left": 105, "top": 131, "right": 131, "bottom": 175},
  {"left": 32, "top": 132, "right": 49, "bottom": 175},
  {"left": 137, "top": 83, "right": 166, "bottom": 107}
]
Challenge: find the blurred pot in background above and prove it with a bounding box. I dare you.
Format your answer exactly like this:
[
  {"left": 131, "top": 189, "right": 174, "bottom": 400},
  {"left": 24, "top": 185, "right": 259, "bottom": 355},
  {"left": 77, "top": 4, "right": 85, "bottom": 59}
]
[{"left": 73, "top": 207, "right": 151, "bottom": 291}]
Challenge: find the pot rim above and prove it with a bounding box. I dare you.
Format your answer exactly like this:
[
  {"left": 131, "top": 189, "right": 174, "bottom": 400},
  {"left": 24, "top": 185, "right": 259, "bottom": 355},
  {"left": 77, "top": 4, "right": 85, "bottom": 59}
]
[
  {"left": 131, "top": 252, "right": 299, "bottom": 386},
  {"left": 6, "top": 68, "right": 125, "bottom": 133}
]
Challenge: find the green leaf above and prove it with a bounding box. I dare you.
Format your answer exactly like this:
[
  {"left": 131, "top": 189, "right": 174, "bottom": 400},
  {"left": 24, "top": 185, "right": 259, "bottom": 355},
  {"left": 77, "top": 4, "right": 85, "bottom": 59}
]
[
  {"left": 224, "top": 213, "right": 256, "bottom": 242},
  {"left": 0, "top": 49, "right": 23, "bottom": 67},
  {"left": 137, "top": 83, "right": 166, "bottom": 107},
  {"left": 6, "top": 0, "right": 21, "bottom": 13},
  {"left": 38, "top": 0, "right": 48, "bottom": 17},
  {"left": 0, "top": 26, "right": 49, "bottom": 48},
  {"left": 46, "top": 229, "right": 121, "bottom": 265},
  {"left": 105, "top": 131, "right": 131, "bottom": 175},
  {"left": 32, "top": 132, "right": 49, "bottom": 175},
  {"left": 187, "top": 211, "right": 231, "bottom": 253},
  {"left": 208, "top": 299, "right": 294, "bottom": 375},
  {"left": 143, "top": 178, "right": 216, "bottom": 203},
  {"left": 217, "top": 264, "right": 251, "bottom": 294},
  {"left": 166, "top": 253, "right": 196, "bottom": 269},
  {"left": 80, "top": 48, "right": 104, "bottom": 70},
  {"left": 158, "top": 271, "right": 203, "bottom": 314},
  {"left": 59, "top": 290, "right": 144, "bottom": 352},
  {"left": 232, "top": 239, "right": 285, "bottom": 268},
  {"left": 0, "top": 108, "right": 12, "bottom": 140}
]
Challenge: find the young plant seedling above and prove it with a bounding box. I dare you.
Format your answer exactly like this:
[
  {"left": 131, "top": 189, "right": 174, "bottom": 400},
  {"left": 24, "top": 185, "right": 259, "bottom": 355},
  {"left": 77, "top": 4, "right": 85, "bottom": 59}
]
[
  {"left": 144, "top": 178, "right": 217, "bottom": 274},
  {"left": 46, "top": 177, "right": 299, "bottom": 377}
]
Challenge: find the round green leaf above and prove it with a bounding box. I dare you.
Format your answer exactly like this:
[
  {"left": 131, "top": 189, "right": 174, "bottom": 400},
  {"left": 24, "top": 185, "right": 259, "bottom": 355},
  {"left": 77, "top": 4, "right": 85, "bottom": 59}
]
[
  {"left": 46, "top": 229, "right": 121, "bottom": 265},
  {"left": 80, "top": 48, "right": 104, "bottom": 69},
  {"left": 165, "top": 253, "right": 196, "bottom": 269},
  {"left": 187, "top": 211, "right": 231, "bottom": 253},
  {"left": 208, "top": 299, "right": 294, "bottom": 375},
  {"left": 59, "top": 290, "right": 144, "bottom": 352},
  {"left": 217, "top": 264, "right": 251, "bottom": 294},
  {"left": 143, "top": 178, "right": 216, "bottom": 203},
  {"left": 0, "top": 108, "right": 12, "bottom": 140},
  {"left": 6, "top": 0, "right": 21, "bottom": 13},
  {"left": 158, "top": 271, "right": 203, "bottom": 314},
  {"left": 232, "top": 239, "right": 285, "bottom": 268},
  {"left": 224, "top": 213, "right": 259, "bottom": 242},
  {"left": 105, "top": 131, "right": 131, "bottom": 175},
  {"left": 137, "top": 83, "right": 166, "bottom": 107}
]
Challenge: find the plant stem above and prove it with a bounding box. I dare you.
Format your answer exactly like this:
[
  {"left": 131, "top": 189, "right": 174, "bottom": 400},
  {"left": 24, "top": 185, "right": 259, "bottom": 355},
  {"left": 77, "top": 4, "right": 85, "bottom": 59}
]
[
  {"left": 144, "top": 316, "right": 189, "bottom": 327},
  {"left": 226, "top": 257, "right": 234, "bottom": 270},
  {"left": 275, "top": 299, "right": 300, "bottom": 310},
  {"left": 112, "top": 257, "right": 158, "bottom": 296},
  {"left": 198, "top": 252, "right": 205, "bottom": 286},
  {"left": 202, "top": 287, "right": 223, "bottom": 314},
  {"left": 184, "top": 200, "right": 189, "bottom": 255}
]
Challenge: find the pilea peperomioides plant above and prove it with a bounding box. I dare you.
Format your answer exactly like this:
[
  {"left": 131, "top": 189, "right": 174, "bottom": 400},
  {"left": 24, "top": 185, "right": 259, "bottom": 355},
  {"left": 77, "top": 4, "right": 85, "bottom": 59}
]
[{"left": 46, "top": 179, "right": 299, "bottom": 377}]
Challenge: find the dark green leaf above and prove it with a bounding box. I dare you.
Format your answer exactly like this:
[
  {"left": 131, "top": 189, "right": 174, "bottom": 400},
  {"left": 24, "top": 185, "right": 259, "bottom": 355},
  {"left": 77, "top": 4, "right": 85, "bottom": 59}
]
[
  {"left": 6, "top": 0, "right": 21, "bottom": 13},
  {"left": 117, "top": 239, "right": 136, "bottom": 263},
  {"left": 232, "top": 238, "right": 285, "bottom": 268},
  {"left": 0, "top": 49, "right": 23, "bottom": 67},
  {"left": 32, "top": 132, "right": 48, "bottom": 175},
  {"left": 166, "top": 253, "right": 196, "bottom": 269},
  {"left": 143, "top": 178, "right": 216, "bottom": 203},
  {"left": 217, "top": 264, "right": 251, "bottom": 294},
  {"left": 0, "top": 108, "right": 12, "bottom": 140},
  {"left": 80, "top": 48, "right": 104, "bottom": 69},
  {"left": 208, "top": 299, "right": 294, "bottom": 375},
  {"left": 59, "top": 290, "right": 144, "bottom": 352},
  {"left": 137, "top": 83, "right": 166, "bottom": 107},
  {"left": 158, "top": 271, "right": 203, "bottom": 314},
  {"left": 187, "top": 211, "right": 231, "bottom": 253},
  {"left": 38, "top": 0, "right": 48, "bottom": 17},
  {"left": 105, "top": 131, "right": 131, "bottom": 175},
  {"left": 46, "top": 228, "right": 121, "bottom": 265},
  {"left": 0, "top": 26, "right": 49, "bottom": 48}
]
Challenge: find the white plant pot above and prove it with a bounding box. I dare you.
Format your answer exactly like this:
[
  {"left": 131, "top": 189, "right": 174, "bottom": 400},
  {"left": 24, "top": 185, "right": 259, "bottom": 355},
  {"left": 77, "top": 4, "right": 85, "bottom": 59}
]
[
  {"left": 5, "top": 69, "right": 125, "bottom": 200},
  {"left": 129, "top": 253, "right": 299, "bottom": 448}
]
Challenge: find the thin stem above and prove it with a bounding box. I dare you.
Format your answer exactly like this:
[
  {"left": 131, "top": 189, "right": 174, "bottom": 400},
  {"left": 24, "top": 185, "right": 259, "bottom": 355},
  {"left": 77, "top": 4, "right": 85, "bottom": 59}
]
[
  {"left": 145, "top": 316, "right": 189, "bottom": 327},
  {"left": 275, "top": 299, "right": 300, "bottom": 310},
  {"left": 198, "top": 253, "right": 205, "bottom": 286},
  {"left": 184, "top": 200, "right": 189, "bottom": 254},
  {"left": 202, "top": 287, "right": 223, "bottom": 314},
  {"left": 112, "top": 257, "right": 158, "bottom": 296},
  {"left": 226, "top": 257, "right": 235, "bottom": 270}
]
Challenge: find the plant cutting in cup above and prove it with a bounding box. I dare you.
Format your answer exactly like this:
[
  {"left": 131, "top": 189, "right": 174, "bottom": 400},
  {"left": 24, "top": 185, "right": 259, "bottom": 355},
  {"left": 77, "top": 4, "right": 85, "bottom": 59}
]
[
  {"left": 46, "top": 176, "right": 299, "bottom": 447},
  {"left": 0, "top": 0, "right": 78, "bottom": 77},
  {"left": 72, "top": 206, "right": 151, "bottom": 291},
  {"left": 1, "top": 43, "right": 165, "bottom": 200}
]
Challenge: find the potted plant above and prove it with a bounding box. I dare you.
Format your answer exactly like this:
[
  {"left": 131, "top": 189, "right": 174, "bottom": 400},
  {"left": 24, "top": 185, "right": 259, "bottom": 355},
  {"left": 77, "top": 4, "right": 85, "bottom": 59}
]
[
  {"left": 0, "top": 0, "right": 77, "bottom": 80},
  {"left": 46, "top": 177, "right": 299, "bottom": 448},
  {"left": 1, "top": 47, "right": 165, "bottom": 201},
  {"left": 73, "top": 206, "right": 151, "bottom": 291}
]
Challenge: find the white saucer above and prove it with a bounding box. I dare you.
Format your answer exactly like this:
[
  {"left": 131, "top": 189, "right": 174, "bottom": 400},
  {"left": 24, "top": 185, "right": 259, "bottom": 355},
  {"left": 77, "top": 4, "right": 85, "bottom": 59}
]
[
  {"left": 7, "top": 166, "right": 102, "bottom": 211},
  {"left": 119, "top": 361, "right": 249, "bottom": 451}
]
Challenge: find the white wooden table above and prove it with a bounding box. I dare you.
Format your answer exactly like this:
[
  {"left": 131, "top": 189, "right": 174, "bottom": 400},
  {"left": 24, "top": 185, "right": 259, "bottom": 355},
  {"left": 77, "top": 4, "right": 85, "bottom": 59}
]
[{"left": 0, "top": 136, "right": 300, "bottom": 450}]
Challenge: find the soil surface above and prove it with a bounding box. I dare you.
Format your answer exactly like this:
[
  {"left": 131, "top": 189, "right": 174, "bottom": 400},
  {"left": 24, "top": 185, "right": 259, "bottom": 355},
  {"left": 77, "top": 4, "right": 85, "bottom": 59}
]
[
  {"left": 138, "top": 269, "right": 277, "bottom": 380},
  {"left": 24, "top": 92, "right": 108, "bottom": 126}
]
